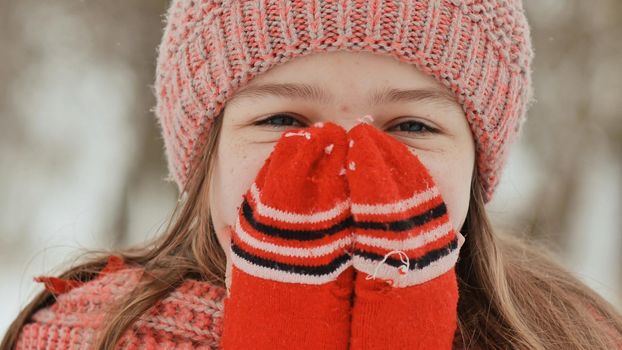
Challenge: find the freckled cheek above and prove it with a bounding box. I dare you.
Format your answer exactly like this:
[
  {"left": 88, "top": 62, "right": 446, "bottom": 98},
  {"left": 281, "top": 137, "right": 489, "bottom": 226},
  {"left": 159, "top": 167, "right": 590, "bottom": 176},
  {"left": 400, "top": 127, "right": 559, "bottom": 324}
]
[
  {"left": 218, "top": 143, "right": 276, "bottom": 224},
  {"left": 412, "top": 151, "right": 472, "bottom": 231}
]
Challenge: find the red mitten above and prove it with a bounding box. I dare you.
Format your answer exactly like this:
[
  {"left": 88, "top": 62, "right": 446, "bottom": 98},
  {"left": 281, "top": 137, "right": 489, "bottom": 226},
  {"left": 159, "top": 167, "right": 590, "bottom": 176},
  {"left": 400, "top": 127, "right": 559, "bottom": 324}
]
[
  {"left": 345, "top": 122, "right": 466, "bottom": 350},
  {"left": 220, "top": 122, "right": 355, "bottom": 349}
]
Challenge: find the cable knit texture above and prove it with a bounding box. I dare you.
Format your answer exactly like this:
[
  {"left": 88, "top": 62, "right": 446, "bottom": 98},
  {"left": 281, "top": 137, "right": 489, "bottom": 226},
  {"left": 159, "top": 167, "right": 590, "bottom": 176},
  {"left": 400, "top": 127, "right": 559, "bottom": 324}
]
[
  {"left": 14, "top": 256, "right": 227, "bottom": 349},
  {"left": 153, "top": 0, "right": 535, "bottom": 203}
]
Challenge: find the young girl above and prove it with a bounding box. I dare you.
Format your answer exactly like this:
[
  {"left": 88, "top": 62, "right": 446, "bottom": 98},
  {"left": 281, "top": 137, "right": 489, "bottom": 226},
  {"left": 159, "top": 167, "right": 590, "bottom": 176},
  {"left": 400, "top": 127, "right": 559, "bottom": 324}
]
[{"left": 4, "top": 0, "right": 622, "bottom": 349}]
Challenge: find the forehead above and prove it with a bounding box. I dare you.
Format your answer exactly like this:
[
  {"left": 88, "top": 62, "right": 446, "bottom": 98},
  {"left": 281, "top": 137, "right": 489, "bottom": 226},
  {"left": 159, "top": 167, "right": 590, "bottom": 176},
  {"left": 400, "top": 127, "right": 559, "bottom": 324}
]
[
  {"left": 227, "top": 50, "right": 460, "bottom": 109},
  {"left": 228, "top": 82, "right": 459, "bottom": 111}
]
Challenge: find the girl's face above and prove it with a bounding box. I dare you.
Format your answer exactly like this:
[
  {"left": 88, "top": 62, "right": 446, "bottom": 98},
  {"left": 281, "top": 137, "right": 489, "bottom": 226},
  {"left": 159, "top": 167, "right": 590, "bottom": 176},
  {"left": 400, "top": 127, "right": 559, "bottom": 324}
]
[{"left": 209, "top": 50, "right": 475, "bottom": 260}]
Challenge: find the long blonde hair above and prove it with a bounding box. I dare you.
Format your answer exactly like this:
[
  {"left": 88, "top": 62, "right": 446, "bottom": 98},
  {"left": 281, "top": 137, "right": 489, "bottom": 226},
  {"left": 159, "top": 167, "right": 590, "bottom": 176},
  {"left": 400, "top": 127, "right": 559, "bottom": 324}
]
[{"left": 3, "top": 109, "right": 622, "bottom": 350}]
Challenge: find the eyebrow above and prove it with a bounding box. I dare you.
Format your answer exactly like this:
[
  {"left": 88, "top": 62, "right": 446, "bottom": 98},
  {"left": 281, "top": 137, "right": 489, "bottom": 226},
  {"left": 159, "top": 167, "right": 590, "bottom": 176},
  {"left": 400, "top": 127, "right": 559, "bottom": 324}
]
[{"left": 227, "top": 82, "right": 459, "bottom": 107}]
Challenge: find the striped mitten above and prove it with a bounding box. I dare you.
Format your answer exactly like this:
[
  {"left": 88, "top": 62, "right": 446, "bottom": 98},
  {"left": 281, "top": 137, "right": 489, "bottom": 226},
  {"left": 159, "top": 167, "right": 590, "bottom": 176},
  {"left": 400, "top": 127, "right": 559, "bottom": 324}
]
[
  {"left": 345, "top": 122, "right": 466, "bottom": 350},
  {"left": 220, "top": 122, "right": 355, "bottom": 349}
]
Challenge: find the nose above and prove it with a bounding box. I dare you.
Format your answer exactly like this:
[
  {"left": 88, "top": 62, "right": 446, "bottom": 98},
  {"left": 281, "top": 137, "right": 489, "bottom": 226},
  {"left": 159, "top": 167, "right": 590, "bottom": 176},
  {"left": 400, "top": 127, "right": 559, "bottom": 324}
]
[{"left": 313, "top": 114, "right": 376, "bottom": 133}]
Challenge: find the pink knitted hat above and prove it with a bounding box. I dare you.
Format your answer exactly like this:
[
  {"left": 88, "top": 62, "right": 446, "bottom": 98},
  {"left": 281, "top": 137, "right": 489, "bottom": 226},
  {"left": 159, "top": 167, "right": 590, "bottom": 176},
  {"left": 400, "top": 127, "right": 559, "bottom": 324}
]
[{"left": 153, "top": 0, "right": 534, "bottom": 203}]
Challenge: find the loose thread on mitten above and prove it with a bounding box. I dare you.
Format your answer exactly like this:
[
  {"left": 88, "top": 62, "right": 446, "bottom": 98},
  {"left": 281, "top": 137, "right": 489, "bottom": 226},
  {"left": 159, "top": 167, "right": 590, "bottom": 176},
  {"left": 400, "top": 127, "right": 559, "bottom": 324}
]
[
  {"left": 366, "top": 250, "right": 410, "bottom": 286},
  {"left": 284, "top": 131, "right": 311, "bottom": 139}
]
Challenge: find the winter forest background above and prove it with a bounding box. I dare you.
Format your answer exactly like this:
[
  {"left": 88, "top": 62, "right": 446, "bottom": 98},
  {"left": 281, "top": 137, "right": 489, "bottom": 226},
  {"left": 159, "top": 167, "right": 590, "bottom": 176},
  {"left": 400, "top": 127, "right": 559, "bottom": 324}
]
[{"left": 1, "top": 0, "right": 621, "bottom": 335}]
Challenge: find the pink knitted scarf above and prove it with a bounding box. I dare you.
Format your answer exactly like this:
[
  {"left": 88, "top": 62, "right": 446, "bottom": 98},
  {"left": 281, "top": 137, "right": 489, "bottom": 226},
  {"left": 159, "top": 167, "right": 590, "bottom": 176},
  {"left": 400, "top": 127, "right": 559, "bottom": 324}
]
[{"left": 15, "top": 256, "right": 226, "bottom": 349}]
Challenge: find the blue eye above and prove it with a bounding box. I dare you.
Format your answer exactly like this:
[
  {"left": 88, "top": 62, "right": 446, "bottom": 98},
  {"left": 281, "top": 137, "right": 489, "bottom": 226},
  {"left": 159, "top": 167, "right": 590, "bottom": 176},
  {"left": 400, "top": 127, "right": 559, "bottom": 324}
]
[
  {"left": 388, "top": 120, "right": 437, "bottom": 134},
  {"left": 254, "top": 114, "right": 305, "bottom": 129},
  {"left": 254, "top": 114, "right": 437, "bottom": 135}
]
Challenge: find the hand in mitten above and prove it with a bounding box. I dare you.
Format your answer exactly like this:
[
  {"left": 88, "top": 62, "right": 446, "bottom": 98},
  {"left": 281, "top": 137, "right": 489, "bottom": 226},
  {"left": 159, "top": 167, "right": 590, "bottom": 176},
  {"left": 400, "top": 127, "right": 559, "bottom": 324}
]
[
  {"left": 220, "top": 122, "right": 355, "bottom": 349},
  {"left": 345, "top": 122, "right": 466, "bottom": 350}
]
